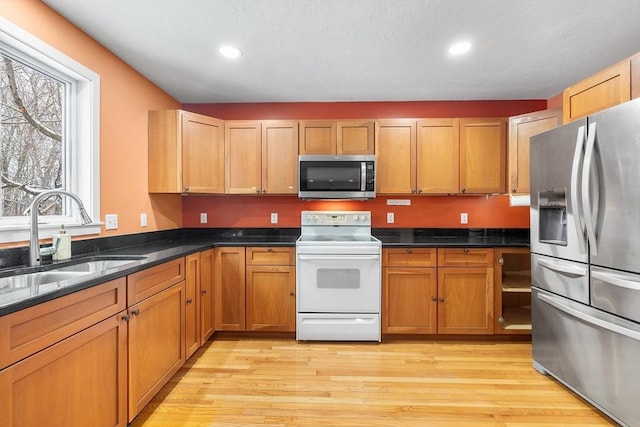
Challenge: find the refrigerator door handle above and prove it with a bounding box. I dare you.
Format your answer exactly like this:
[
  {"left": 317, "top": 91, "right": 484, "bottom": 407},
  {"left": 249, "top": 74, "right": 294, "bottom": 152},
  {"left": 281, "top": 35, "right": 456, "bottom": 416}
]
[
  {"left": 592, "top": 270, "right": 640, "bottom": 291},
  {"left": 581, "top": 122, "right": 598, "bottom": 256},
  {"left": 537, "top": 292, "right": 640, "bottom": 341},
  {"left": 570, "top": 125, "right": 587, "bottom": 255},
  {"left": 537, "top": 257, "right": 588, "bottom": 276}
]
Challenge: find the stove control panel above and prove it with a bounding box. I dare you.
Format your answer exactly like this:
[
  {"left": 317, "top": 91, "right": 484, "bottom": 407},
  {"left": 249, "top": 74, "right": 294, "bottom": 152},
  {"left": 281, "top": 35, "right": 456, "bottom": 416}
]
[{"left": 301, "top": 211, "right": 371, "bottom": 226}]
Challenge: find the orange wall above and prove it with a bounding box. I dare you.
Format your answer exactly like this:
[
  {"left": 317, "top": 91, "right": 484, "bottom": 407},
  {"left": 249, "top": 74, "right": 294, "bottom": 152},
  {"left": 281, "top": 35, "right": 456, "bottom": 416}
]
[
  {"left": 183, "top": 100, "right": 546, "bottom": 120},
  {"left": 183, "top": 195, "right": 529, "bottom": 229},
  {"left": 1, "top": 0, "right": 183, "bottom": 246}
]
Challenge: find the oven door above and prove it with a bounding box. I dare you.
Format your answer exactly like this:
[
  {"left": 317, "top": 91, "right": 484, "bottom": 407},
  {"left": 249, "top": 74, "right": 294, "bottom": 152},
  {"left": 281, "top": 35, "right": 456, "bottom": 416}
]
[{"left": 296, "top": 252, "right": 380, "bottom": 313}]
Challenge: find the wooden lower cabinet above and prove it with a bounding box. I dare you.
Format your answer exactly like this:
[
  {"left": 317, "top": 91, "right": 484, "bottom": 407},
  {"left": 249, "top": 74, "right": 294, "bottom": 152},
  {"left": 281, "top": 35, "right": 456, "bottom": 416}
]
[
  {"left": 383, "top": 266, "right": 437, "bottom": 334},
  {"left": 437, "top": 267, "right": 494, "bottom": 334},
  {"left": 494, "top": 247, "right": 532, "bottom": 334},
  {"left": 0, "top": 312, "right": 128, "bottom": 427},
  {"left": 382, "top": 248, "right": 494, "bottom": 335},
  {"left": 127, "top": 281, "right": 185, "bottom": 422},
  {"left": 215, "top": 247, "right": 295, "bottom": 332},
  {"left": 199, "top": 249, "right": 215, "bottom": 344},
  {"left": 185, "top": 253, "right": 201, "bottom": 358}
]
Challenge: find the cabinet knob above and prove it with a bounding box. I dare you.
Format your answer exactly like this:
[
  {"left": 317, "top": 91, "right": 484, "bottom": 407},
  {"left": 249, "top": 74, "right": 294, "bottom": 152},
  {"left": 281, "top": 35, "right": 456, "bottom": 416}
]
[
  {"left": 461, "top": 188, "right": 466, "bottom": 193},
  {"left": 131, "top": 308, "right": 140, "bottom": 316},
  {"left": 201, "top": 289, "right": 207, "bottom": 294},
  {"left": 186, "top": 298, "right": 193, "bottom": 304},
  {"left": 463, "top": 248, "right": 469, "bottom": 254},
  {"left": 267, "top": 247, "right": 273, "bottom": 252},
  {"left": 406, "top": 248, "right": 412, "bottom": 254},
  {"left": 431, "top": 296, "right": 437, "bottom": 302},
  {"left": 184, "top": 187, "right": 189, "bottom": 192},
  {"left": 289, "top": 291, "right": 295, "bottom": 297},
  {"left": 121, "top": 314, "right": 131, "bottom": 322},
  {"left": 262, "top": 189, "right": 266, "bottom": 194},
  {"left": 439, "top": 297, "right": 445, "bottom": 303},
  {"left": 512, "top": 188, "right": 517, "bottom": 193},
  {"left": 417, "top": 189, "right": 422, "bottom": 194},
  {"left": 498, "top": 257, "right": 504, "bottom": 266}
]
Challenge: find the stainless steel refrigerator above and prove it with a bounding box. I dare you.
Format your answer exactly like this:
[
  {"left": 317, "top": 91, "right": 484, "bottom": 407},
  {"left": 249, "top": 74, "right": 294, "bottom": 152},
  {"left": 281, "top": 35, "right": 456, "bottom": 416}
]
[{"left": 530, "top": 97, "right": 640, "bottom": 427}]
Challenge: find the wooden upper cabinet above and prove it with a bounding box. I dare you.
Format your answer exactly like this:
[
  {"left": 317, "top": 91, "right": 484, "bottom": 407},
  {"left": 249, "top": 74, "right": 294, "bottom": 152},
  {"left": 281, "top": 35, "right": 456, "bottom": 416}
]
[
  {"left": 262, "top": 120, "right": 298, "bottom": 194},
  {"left": 299, "top": 121, "right": 337, "bottom": 154},
  {"left": 375, "top": 119, "right": 417, "bottom": 194},
  {"left": 225, "top": 121, "right": 262, "bottom": 194},
  {"left": 226, "top": 120, "right": 298, "bottom": 194},
  {"left": 563, "top": 58, "right": 631, "bottom": 123},
  {"left": 459, "top": 118, "right": 506, "bottom": 194},
  {"left": 148, "top": 110, "right": 224, "bottom": 193},
  {"left": 417, "top": 119, "right": 460, "bottom": 194},
  {"left": 299, "top": 120, "right": 374, "bottom": 155},
  {"left": 508, "top": 109, "right": 561, "bottom": 194},
  {"left": 336, "top": 120, "right": 375, "bottom": 154},
  {"left": 631, "top": 52, "right": 640, "bottom": 99}
]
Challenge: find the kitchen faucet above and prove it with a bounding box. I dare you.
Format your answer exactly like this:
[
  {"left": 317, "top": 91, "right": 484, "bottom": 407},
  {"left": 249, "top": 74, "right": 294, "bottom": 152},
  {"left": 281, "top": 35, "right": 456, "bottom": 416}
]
[{"left": 26, "top": 189, "right": 93, "bottom": 266}]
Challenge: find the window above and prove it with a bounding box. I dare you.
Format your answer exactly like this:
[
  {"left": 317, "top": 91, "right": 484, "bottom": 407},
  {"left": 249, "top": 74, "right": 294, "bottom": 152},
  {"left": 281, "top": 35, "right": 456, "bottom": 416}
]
[{"left": 0, "top": 17, "right": 100, "bottom": 243}]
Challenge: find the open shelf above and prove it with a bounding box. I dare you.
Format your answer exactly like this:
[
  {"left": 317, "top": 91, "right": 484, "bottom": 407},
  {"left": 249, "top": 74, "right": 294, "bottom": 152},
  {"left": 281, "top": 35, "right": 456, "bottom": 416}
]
[
  {"left": 502, "top": 270, "right": 532, "bottom": 292},
  {"left": 499, "top": 306, "right": 531, "bottom": 330}
]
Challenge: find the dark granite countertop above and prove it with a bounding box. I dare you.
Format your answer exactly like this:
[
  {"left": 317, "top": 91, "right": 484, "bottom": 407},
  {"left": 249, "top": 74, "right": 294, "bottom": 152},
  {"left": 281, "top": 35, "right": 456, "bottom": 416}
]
[{"left": 0, "top": 227, "right": 529, "bottom": 316}]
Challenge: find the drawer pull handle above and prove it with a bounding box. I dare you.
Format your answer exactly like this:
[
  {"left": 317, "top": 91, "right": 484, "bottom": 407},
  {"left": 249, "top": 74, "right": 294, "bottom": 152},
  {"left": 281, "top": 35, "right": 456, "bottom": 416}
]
[{"left": 186, "top": 298, "right": 193, "bottom": 304}]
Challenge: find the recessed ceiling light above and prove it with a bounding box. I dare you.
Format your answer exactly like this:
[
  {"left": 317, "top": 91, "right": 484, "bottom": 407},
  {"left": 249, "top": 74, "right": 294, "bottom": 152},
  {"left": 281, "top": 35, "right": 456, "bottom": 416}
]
[
  {"left": 448, "top": 41, "right": 472, "bottom": 56},
  {"left": 219, "top": 45, "right": 242, "bottom": 59}
]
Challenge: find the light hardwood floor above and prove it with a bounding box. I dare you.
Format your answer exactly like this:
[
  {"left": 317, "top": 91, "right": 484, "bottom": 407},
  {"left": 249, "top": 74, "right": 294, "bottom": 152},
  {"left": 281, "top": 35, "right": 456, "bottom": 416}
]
[{"left": 130, "top": 337, "right": 614, "bottom": 427}]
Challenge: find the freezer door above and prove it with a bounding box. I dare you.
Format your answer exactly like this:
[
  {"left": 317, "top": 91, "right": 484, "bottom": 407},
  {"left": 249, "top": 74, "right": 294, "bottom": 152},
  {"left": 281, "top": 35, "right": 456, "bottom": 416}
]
[
  {"left": 532, "top": 288, "right": 640, "bottom": 427},
  {"left": 586, "top": 98, "right": 640, "bottom": 274},
  {"left": 530, "top": 119, "right": 588, "bottom": 263},
  {"left": 531, "top": 254, "right": 589, "bottom": 304},
  {"left": 592, "top": 266, "right": 640, "bottom": 323}
]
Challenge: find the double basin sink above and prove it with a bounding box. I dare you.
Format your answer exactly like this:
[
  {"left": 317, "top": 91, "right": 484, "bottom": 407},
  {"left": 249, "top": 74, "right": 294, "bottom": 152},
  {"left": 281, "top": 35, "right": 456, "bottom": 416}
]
[{"left": 0, "top": 255, "right": 148, "bottom": 308}]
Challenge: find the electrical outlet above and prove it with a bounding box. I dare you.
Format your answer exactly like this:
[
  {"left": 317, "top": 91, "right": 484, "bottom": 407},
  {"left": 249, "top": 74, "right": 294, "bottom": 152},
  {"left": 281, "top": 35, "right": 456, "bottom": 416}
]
[
  {"left": 140, "top": 213, "right": 148, "bottom": 227},
  {"left": 460, "top": 212, "right": 468, "bottom": 224},
  {"left": 270, "top": 212, "right": 278, "bottom": 224},
  {"left": 387, "top": 212, "right": 395, "bottom": 224},
  {"left": 105, "top": 214, "right": 118, "bottom": 230},
  {"left": 200, "top": 212, "right": 208, "bottom": 224}
]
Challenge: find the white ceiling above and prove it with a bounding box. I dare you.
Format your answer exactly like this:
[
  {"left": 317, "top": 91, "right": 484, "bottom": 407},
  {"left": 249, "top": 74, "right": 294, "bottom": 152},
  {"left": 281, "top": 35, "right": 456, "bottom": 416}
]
[{"left": 43, "top": 0, "right": 640, "bottom": 104}]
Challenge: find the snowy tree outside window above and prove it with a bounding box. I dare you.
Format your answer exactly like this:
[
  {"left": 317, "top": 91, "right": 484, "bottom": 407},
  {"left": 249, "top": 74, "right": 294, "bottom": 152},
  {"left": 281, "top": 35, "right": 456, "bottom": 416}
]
[{"left": 1, "top": 54, "right": 65, "bottom": 217}]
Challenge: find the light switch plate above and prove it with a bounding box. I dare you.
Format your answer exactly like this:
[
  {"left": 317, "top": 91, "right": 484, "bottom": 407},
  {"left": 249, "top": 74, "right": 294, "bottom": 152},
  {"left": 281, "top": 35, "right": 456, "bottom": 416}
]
[
  {"left": 460, "top": 212, "right": 468, "bottom": 224},
  {"left": 387, "top": 212, "right": 395, "bottom": 224},
  {"left": 105, "top": 214, "right": 118, "bottom": 230},
  {"left": 270, "top": 212, "right": 278, "bottom": 224},
  {"left": 140, "top": 213, "right": 148, "bottom": 227},
  {"left": 200, "top": 213, "right": 208, "bottom": 224}
]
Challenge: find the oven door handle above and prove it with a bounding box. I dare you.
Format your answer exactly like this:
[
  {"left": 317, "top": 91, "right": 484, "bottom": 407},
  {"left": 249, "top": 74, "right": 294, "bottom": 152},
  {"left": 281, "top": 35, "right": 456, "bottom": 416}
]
[{"left": 298, "top": 255, "right": 380, "bottom": 261}]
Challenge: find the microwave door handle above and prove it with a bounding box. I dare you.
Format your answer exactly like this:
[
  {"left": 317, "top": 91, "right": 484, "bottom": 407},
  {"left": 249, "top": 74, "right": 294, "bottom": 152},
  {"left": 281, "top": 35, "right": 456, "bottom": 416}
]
[
  {"left": 581, "top": 122, "right": 598, "bottom": 256},
  {"left": 570, "top": 125, "right": 587, "bottom": 255},
  {"left": 361, "top": 162, "right": 366, "bottom": 191}
]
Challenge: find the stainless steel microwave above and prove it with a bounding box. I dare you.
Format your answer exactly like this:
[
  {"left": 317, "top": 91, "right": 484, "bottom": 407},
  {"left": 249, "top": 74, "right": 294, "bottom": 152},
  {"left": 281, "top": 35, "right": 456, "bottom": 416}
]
[{"left": 298, "top": 155, "right": 376, "bottom": 199}]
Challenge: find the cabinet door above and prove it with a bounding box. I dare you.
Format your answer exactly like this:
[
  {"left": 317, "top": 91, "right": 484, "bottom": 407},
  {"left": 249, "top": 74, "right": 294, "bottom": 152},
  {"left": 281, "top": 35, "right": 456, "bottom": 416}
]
[
  {"left": 632, "top": 52, "right": 640, "bottom": 99},
  {"left": 337, "top": 120, "right": 374, "bottom": 154},
  {"left": 417, "top": 119, "right": 459, "bottom": 194},
  {"left": 225, "top": 121, "right": 262, "bottom": 193},
  {"left": 214, "top": 247, "right": 246, "bottom": 331},
  {"left": 0, "top": 313, "right": 127, "bottom": 427},
  {"left": 182, "top": 112, "right": 225, "bottom": 193},
  {"left": 262, "top": 120, "right": 298, "bottom": 194},
  {"left": 563, "top": 58, "right": 631, "bottom": 123},
  {"left": 459, "top": 118, "right": 506, "bottom": 194},
  {"left": 437, "top": 267, "right": 493, "bottom": 334},
  {"left": 375, "top": 120, "right": 416, "bottom": 194},
  {"left": 383, "top": 267, "right": 437, "bottom": 334},
  {"left": 246, "top": 265, "right": 296, "bottom": 332},
  {"left": 128, "top": 282, "right": 185, "bottom": 422},
  {"left": 299, "top": 121, "right": 337, "bottom": 154},
  {"left": 200, "top": 249, "right": 215, "bottom": 344},
  {"left": 185, "top": 253, "right": 200, "bottom": 358},
  {"left": 508, "top": 109, "right": 560, "bottom": 194}
]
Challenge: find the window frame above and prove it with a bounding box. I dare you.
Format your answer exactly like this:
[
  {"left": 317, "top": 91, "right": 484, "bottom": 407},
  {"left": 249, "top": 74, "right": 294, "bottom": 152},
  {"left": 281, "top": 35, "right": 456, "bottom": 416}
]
[{"left": 0, "top": 17, "right": 101, "bottom": 243}]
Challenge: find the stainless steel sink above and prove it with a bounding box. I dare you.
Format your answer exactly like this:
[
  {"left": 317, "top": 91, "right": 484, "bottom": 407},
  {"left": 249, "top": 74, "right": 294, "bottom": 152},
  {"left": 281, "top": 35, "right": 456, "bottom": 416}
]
[{"left": 0, "top": 255, "right": 148, "bottom": 307}]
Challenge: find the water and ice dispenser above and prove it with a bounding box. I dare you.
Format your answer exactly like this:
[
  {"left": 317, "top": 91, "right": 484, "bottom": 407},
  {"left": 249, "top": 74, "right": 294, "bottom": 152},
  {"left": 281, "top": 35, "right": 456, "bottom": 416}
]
[{"left": 538, "top": 188, "right": 568, "bottom": 246}]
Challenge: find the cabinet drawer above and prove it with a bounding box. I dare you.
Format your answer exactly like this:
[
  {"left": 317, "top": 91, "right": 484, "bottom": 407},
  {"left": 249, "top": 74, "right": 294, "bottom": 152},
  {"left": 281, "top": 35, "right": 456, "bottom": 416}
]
[
  {"left": 0, "top": 278, "right": 126, "bottom": 369},
  {"left": 437, "top": 248, "right": 493, "bottom": 266},
  {"left": 127, "top": 258, "right": 185, "bottom": 305},
  {"left": 383, "top": 248, "right": 436, "bottom": 267},
  {"left": 246, "top": 247, "right": 294, "bottom": 266}
]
